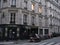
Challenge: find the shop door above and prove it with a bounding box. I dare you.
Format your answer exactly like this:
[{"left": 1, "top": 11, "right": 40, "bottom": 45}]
[
  {"left": 8, "top": 27, "right": 17, "bottom": 40},
  {"left": 20, "top": 26, "right": 29, "bottom": 39}
]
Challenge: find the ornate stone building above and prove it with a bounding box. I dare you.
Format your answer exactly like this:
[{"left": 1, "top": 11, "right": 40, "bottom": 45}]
[{"left": 0, "top": 0, "right": 60, "bottom": 40}]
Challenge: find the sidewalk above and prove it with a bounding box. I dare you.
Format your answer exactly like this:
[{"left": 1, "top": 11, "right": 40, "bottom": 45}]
[
  {"left": 0, "top": 41, "right": 14, "bottom": 44},
  {"left": 0, "top": 40, "right": 28, "bottom": 45},
  {"left": 0, "top": 37, "right": 60, "bottom": 45},
  {"left": 14, "top": 40, "right": 29, "bottom": 44}
]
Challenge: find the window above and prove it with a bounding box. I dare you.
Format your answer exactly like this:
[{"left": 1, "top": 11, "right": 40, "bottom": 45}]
[
  {"left": 24, "top": 0, "right": 27, "bottom": 10},
  {"left": 1, "top": 12, "right": 5, "bottom": 18},
  {"left": 3, "top": 0, "right": 7, "bottom": 3},
  {"left": 31, "top": 16, "right": 35, "bottom": 25},
  {"left": 45, "top": 18, "right": 48, "bottom": 26},
  {"left": 44, "top": 29, "right": 49, "bottom": 34},
  {"left": 11, "top": 0, "right": 16, "bottom": 7},
  {"left": 23, "top": 14, "right": 27, "bottom": 25},
  {"left": 39, "top": 6, "right": 42, "bottom": 13},
  {"left": 32, "top": 3, "right": 35, "bottom": 11},
  {"left": 10, "top": 13, "right": 16, "bottom": 24}
]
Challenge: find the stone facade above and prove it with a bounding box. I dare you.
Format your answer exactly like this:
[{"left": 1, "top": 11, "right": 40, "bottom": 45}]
[{"left": 0, "top": 0, "right": 60, "bottom": 40}]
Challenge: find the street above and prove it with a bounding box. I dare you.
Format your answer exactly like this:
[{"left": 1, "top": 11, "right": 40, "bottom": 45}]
[{"left": 0, "top": 37, "right": 60, "bottom": 45}]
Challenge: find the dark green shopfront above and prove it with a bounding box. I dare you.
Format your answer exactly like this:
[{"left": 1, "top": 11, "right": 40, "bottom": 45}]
[{"left": 0, "top": 24, "right": 38, "bottom": 41}]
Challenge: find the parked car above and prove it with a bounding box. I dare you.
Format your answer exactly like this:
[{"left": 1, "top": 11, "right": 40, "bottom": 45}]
[{"left": 52, "top": 32, "right": 60, "bottom": 37}]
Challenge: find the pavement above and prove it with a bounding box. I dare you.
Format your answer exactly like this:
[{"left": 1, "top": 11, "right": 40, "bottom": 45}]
[{"left": 0, "top": 37, "right": 60, "bottom": 45}]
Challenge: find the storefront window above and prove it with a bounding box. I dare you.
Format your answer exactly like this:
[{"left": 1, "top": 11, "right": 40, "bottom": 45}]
[
  {"left": 40, "top": 29, "right": 43, "bottom": 35},
  {"left": 45, "top": 29, "right": 49, "bottom": 34}
]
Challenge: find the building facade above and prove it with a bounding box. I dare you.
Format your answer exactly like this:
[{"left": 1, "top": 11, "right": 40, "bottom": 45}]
[{"left": 0, "top": 0, "right": 60, "bottom": 40}]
